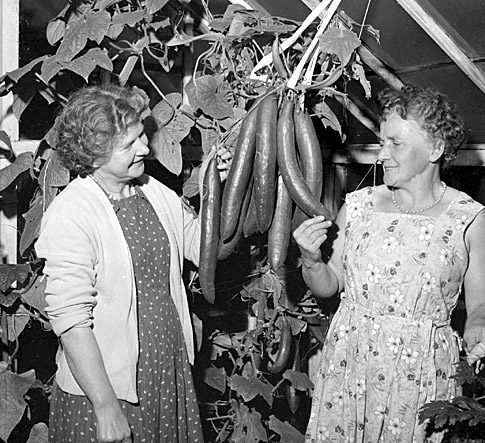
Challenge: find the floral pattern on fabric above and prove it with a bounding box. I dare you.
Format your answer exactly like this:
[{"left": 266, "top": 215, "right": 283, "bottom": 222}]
[{"left": 305, "top": 187, "right": 484, "bottom": 443}]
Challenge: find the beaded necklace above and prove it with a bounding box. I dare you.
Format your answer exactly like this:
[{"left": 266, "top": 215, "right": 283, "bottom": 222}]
[
  {"left": 90, "top": 174, "right": 133, "bottom": 201},
  {"left": 391, "top": 181, "right": 447, "bottom": 214}
]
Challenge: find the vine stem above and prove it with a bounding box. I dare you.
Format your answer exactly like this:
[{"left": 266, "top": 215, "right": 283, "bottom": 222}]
[
  {"left": 250, "top": 0, "right": 334, "bottom": 77},
  {"left": 287, "top": 0, "right": 343, "bottom": 90},
  {"left": 1, "top": 310, "right": 8, "bottom": 365}
]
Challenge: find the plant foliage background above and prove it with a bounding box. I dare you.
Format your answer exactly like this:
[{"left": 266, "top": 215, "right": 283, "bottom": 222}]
[{"left": 0, "top": 1, "right": 483, "bottom": 442}]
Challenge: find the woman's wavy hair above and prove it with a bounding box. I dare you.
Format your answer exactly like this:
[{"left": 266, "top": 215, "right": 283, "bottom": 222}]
[
  {"left": 376, "top": 84, "right": 466, "bottom": 165},
  {"left": 55, "top": 84, "right": 150, "bottom": 176}
]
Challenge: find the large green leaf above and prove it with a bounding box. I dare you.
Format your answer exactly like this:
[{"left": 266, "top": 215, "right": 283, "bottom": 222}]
[
  {"left": 319, "top": 27, "right": 361, "bottom": 67},
  {"left": 0, "top": 152, "right": 34, "bottom": 192},
  {"left": 41, "top": 57, "right": 62, "bottom": 83},
  {"left": 186, "top": 76, "right": 234, "bottom": 120},
  {"left": 85, "top": 10, "right": 111, "bottom": 44},
  {"left": 20, "top": 192, "right": 43, "bottom": 256},
  {"left": 46, "top": 17, "right": 66, "bottom": 46},
  {"left": 232, "top": 403, "right": 268, "bottom": 443},
  {"left": 268, "top": 415, "right": 304, "bottom": 443},
  {"left": 146, "top": 0, "right": 169, "bottom": 15},
  {"left": 5, "top": 56, "right": 48, "bottom": 83},
  {"left": 7, "top": 305, "right": 31, "bottom": 340},
  {"left": 56, "top": 17, "right": 88, "bottom": 63},
  {"left": 202, "top": 366, "right": 227, "bottom": 393},
  {"left": 12, "top": 77, "right": 36, "bottom": 121},
  {"left": 151, "top": 103, "right": 193, "bottom": 175},
  {"left": 229, "top": 374, "right": 273, "bottom": 406},
  {"left": 282, "top": 369, "right": 314, "bottom": 391},
  {"left": 61, "top": 48, "right": 113, "bottom": 81},
  {"left": 21, "top": 275, "right": 47, "bottom": 317},
  {"left": 0, "top": 363, "right": 36, "bottom": 442},
  {"left": 0, "top": 264, "right": 31, "bottom": 293},
  {"left": 112, "top": 10, "right": 146, "bottom": 26},
  {"left": 152, "top": 93, "right": 180, "bottom": 127},
  {"left": 27, "top": 422, "right": 48, "bottom": 443}
]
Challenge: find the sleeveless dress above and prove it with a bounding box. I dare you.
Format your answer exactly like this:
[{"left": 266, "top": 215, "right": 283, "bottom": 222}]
[
  {"left": 305, "top": 186, "right": 484, "bottom": 443},
  {"left": 49, "top": 187, "right": 203, "bottom": 442}
]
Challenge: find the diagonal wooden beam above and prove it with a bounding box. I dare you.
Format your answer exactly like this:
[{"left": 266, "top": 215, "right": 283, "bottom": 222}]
[{"left": 395, "top": 0, "right": 485, "bottom": 95}]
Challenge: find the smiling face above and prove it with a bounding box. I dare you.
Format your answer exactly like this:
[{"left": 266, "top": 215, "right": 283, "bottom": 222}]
[
  {"left": 377, "top": 112, "right": 442, "bottom": 188},
  {"left": 94, "top": 122, "right": 149, "bottom": 188}
]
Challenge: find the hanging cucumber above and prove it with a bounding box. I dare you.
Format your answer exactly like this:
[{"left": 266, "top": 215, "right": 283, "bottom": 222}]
[
  {"left": 199, "top": 156, "right": 221, "bottom": 304},
  {"left": 218, "top": 177, "right": 253, "bottom": 260},
  {"left": 268, "top": 175, "right": 293, "bottom": 271},
  {"left": 292, "top": 105, "right": 325, "bottom": 230},
  {"left": 276, "top": 98, "right": 332, "bottom": 220},
  {"left": 254, "top": 91, "right": 278, "bottom": 233},
  {"left": 220, "top": 101, "right": 259, "bottom": 241},
  {"left": 267, "top": 313, "right": 292, "bottom": 374},
  {"left": 285, "top": 336, "right": 302, "bottom": 414}
]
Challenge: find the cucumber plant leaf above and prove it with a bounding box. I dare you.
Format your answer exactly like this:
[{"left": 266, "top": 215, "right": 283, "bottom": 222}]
[
  {"left": 268, "top": 415, "right": 304, "bottom": 443},
  {"left": 0, "top": 152, "right": 34, "bottom": 192},
  {"left": 0, "top": 363, "right": 36, "bottom": 442},
  {"left": 319, "top": 27, "right": 361, "bottom": 67}
]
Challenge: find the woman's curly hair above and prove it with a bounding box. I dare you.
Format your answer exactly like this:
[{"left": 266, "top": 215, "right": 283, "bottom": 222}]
[
  {"left": 376, "top": 84, "right": 466, "bottom": 165},
  {"left": 55, "top": 84, "right": 150, "bottom": 176}
]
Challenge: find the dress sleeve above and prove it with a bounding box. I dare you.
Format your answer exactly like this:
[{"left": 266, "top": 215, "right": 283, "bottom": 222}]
[{"left": 35, "top": 211, "right": 98, "bottom": 336}]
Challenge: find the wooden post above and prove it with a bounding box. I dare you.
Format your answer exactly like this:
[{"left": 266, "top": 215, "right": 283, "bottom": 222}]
[{"left": 0, "top": 0, "right": 20, "bottom": 272}]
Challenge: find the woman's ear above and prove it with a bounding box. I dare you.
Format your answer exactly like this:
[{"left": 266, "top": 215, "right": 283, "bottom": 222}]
[{"left": 430, "top": 139, "right": 445, "bottom": 163}]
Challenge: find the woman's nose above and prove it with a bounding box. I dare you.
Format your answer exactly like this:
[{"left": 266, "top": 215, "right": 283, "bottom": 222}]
[
  {"left": 377, "top": 143, "right": 389, "bottom": 162},
  {"left": 137, "top": 136, "right": 150, "bottom": 155}
]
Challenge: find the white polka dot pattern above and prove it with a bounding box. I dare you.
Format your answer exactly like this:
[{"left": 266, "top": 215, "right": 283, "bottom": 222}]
[{"left": 48, "top": 188, "right": 203, "bottom": 442}]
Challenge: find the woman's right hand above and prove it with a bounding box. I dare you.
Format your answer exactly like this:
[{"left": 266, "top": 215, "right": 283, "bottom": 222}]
[
  {"left": 293, "top": 215, "right": 332, "bottom": 264},
  {"left": 95, "top": 403, "right": 132, "bottom": 443}
]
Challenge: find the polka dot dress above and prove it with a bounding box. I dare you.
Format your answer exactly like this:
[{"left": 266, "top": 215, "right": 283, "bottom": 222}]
[{"left": 48, "top": 187, "right": 203, "bottom": 442}]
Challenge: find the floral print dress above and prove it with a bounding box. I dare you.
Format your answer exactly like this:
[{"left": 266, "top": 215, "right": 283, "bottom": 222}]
[{"left": 305, "top": 187, "right": 484, "bottom": 443}]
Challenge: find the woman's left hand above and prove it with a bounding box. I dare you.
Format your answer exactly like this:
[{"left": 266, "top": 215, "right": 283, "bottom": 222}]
[{"left": 463, "top": 309, "right": 485, "bottom": 364}]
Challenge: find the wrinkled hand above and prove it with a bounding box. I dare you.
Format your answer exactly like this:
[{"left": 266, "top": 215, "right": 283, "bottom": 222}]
[
  {"left": 293, "top": 216, "right": 332, "bottom": 264},
  {"left": 213, "top": 145, "right": 233, "bottom": 182},
  {"left": 95, "top": 403, "right": 132, "bottom": 443},
  {"left": 464, "top": 314, "right": 485, "bottom": 365}
]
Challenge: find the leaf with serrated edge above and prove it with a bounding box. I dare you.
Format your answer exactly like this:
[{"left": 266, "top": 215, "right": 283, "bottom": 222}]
[
  {"left": 319, "top": 27, "right": 361, "bottom": 68},
  {"left": 192, "top": 76, "right": 234, "bottom": 120},
  {"left": 282, "top": 369, "right": 314, "bottom": 390},
  {"left": 0, "top": 264, "right": 31, "bottom": 292},
  {"left": 268, "top": 415, "right": 304, "bottom": 443},
  {"left": 229, "top": 374, "right": 273, "bottom": 406},
  {"left": 314, "top": 100, "right": 342, "bottom": 136},
  {"left": 0, "top": 363, "right": 36, "bottom": 442}
]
